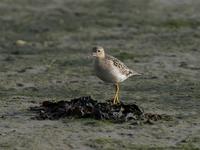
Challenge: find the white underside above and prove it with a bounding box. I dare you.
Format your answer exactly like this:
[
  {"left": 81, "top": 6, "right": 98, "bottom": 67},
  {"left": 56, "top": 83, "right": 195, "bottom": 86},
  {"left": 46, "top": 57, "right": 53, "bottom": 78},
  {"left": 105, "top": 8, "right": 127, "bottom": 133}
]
[
  {"left": 110, "top": 68, "right": 128, "bottom": 82},
  {"left": 95, "top": 64, "right": 129, "bottom": 83}
]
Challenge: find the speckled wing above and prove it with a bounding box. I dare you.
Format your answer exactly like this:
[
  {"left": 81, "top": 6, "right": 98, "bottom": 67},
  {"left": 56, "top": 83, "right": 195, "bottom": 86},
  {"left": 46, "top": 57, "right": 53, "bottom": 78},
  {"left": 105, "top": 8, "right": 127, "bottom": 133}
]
[{"left": 106, "top": 54, "right": 136, "bottom": 77}]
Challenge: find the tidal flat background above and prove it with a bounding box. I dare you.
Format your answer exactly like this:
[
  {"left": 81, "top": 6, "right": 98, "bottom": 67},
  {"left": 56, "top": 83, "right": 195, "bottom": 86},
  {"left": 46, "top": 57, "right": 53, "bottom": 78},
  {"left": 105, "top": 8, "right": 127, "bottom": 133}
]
[{"left": 0, "top": 0, "right": 200, "bottom": 149}]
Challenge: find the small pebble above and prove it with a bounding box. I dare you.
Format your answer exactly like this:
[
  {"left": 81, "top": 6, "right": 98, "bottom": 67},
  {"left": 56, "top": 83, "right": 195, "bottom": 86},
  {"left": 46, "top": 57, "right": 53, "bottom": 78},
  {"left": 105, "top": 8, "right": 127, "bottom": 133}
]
[{"left": 15, "top": 40, "right": 27, "bottom": 46}]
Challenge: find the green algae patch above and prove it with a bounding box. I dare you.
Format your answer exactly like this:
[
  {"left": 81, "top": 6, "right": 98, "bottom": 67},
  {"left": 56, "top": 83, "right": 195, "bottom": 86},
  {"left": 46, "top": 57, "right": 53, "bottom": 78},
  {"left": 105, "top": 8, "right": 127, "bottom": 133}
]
[{"left": 161, "top": 19, "right": 200, "bottom": 29}]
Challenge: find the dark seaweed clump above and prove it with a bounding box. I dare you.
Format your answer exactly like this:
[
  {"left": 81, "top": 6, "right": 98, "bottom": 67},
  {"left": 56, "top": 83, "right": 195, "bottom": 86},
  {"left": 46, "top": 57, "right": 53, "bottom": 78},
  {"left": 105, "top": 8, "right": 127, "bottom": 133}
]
[{"left": 30, "top": 96, "right": 171, "bottom": 123}]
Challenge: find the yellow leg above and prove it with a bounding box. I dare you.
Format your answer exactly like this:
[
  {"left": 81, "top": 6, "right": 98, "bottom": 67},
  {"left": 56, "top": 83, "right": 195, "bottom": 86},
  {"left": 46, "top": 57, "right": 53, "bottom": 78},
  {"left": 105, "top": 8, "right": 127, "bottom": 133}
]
[
  {"left": 116, "top": 83, "right": 120, "bottom": 104},
  {"left": 113, "top": 84, "right": 117, "bottom": 104},
  {"left": 113, "top": 83, "right": 120, "bottom": 104}
]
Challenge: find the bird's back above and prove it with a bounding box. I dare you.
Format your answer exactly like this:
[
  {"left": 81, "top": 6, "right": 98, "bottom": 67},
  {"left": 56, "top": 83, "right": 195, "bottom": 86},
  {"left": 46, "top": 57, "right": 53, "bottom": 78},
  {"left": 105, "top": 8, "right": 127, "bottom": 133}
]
[
  {"left": 105, "top": 54, "right": 135, "bottom": 77},
  {"left": 94, "top": 54, "right": 139, "bottom": 83}
]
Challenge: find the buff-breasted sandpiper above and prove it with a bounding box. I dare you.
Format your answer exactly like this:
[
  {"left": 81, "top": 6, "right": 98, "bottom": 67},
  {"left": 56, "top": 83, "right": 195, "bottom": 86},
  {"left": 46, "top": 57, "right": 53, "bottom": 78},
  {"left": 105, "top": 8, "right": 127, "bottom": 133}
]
[{"left": 92, "top": 46, "right": 141, "bottom": 104}]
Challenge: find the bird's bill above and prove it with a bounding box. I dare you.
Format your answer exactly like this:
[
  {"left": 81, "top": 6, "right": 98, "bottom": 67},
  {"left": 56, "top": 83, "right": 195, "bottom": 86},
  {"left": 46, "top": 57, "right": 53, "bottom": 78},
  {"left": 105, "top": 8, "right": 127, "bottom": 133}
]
[{"left": 92, "top": 52, "right": 97, "bottom": 57}]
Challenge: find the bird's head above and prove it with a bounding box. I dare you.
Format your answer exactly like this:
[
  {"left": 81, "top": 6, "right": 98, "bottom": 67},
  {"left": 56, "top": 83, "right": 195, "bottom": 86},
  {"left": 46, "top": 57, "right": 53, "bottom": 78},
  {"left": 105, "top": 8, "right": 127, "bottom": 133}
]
[{"left": 92, "top": 46, "right": 105, "bottom": 58}]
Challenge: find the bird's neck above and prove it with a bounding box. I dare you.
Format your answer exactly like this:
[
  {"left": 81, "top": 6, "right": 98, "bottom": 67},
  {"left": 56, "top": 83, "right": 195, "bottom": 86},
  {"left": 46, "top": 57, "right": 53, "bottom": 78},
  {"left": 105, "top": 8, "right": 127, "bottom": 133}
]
[
  {"left": 95, "top": 57, "right": 105, "bottom": 65},
  {"left": 96, "top": 55, "right": 105, "bottom": 60}
]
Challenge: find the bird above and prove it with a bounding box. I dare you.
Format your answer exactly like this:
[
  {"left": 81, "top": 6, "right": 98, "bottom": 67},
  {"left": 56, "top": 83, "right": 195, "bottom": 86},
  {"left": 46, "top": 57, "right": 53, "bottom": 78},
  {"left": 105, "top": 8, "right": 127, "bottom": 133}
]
[{"left": 92, "top": 46, "right": 141, "bottom": 104}]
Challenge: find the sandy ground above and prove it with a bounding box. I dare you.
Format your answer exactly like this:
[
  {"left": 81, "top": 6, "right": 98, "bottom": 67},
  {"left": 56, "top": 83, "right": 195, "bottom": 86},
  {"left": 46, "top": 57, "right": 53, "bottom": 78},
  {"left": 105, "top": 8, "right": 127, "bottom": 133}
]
[{"left": 0, "top": 0, "right": 200, "bottom": 149}]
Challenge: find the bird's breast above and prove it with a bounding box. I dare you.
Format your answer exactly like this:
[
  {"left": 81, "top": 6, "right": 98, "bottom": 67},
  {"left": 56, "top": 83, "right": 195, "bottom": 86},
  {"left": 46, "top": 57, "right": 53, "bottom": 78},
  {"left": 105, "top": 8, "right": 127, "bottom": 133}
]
[{"left": 94, "top": 59, "right": 127, "bottom": 83}]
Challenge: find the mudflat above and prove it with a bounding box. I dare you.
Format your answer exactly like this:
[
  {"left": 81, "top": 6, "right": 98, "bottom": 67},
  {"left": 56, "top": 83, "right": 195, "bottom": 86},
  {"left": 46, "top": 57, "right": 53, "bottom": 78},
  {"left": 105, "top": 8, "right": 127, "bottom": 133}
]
[{"left": 0, "top": 0, "right": 200, "bottom": 149}]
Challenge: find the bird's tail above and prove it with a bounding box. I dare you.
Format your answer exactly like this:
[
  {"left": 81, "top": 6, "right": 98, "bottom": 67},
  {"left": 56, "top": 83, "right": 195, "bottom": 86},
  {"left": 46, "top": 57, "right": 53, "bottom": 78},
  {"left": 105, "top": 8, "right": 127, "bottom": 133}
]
[{"left": 130, "top": 70, "right": 142, "bottom": 76}]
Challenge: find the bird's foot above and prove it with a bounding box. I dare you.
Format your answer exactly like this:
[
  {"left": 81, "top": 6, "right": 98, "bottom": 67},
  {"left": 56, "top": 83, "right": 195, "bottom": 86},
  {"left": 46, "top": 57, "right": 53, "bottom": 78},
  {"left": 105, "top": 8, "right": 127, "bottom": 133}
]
[{"left": 111, "top": 97, "right": 120, "bottom": 105}]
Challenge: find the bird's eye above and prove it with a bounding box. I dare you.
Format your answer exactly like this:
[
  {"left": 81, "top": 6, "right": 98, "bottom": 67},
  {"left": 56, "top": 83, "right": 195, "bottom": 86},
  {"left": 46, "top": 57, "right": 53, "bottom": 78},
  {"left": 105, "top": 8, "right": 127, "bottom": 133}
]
[{"left": 97, "top": 50, "right": 101, "bottom": 52}]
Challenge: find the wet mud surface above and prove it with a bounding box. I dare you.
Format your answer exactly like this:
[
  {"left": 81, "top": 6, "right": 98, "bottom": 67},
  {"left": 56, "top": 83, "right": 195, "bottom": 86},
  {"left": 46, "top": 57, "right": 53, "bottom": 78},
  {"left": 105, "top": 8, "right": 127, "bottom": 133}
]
[{"left": 0, "top": 0, "right": 200, "bottom": 149}]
